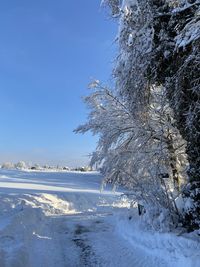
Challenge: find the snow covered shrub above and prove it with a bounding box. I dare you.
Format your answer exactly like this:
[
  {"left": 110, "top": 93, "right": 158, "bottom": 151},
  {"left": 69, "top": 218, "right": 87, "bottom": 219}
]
[
  {"left": 140, "top": 205, "right": 180, "bottom": 232},
  {"left": 182, "top": 182, "right": 200, "bottom": 231}
]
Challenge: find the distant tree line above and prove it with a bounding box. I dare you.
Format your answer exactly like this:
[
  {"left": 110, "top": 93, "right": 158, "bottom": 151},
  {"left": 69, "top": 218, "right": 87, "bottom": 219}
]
[{"left": 0, "top": 162, "right": 93, "bottom": 172}]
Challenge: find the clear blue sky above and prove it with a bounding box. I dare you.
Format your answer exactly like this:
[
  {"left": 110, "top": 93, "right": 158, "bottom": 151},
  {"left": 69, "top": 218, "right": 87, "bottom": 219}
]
[{"left": 0, "top": 1, "right": 116, "bottom": 167}]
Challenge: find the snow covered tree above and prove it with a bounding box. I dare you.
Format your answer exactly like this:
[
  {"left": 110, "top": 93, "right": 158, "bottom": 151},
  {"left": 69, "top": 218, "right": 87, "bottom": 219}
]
[
  {"left": 104, "top": 0, "right": 200, "bottom": 231},
  {"left": 147, "top": 0, "right": 200, "bottom": 230},
  {"left": 15, "top": 161, "right": 27, "bottom": 170},
  {"left": 75, "top": 81, "right": 188, "bottom": 228},
  {"left": 76, "top": 0, "right": 199, "bottom": 230},
  {"left": 1, "top": 162, "right": 14, "bottom": 169}
]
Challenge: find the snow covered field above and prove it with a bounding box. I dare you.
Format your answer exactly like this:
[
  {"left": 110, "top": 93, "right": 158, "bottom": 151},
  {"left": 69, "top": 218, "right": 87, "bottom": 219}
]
[{"left": 0, "top": 169, "right": 199, "bottom": 267}]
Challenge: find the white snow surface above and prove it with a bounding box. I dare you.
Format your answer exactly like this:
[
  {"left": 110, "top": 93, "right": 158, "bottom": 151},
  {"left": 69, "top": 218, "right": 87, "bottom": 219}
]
[{"left": 0, "top": 169, "right": 199, "bottom": 267}]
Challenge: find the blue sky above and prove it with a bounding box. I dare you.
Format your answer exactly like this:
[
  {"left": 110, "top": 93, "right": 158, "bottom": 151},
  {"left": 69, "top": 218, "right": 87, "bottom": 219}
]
[{"left": 0, "top": 1, "right": 116, "bottom": 167}]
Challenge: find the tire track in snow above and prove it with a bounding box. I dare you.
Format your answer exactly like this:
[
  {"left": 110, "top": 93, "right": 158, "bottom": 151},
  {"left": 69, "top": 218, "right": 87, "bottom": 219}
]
[
  {"left": 72, "top": 224, "right": 102, "bottom": 267},
  {"left": 67, "top": 214, "right": 167, "bottom": 267}
]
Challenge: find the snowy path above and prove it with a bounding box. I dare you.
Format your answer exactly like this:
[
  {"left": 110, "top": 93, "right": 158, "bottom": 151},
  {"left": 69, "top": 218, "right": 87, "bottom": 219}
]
[
  {"left": 0, "top": 170, "right": 199, "bottom": 267},
  {"left": 0, "top": 195, "right": 165, "bottom": 267}
]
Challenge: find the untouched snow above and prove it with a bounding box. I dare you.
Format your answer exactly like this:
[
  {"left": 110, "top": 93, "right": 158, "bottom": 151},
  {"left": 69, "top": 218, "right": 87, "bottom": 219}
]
[{"left": 0, "top": 169, "right": 199, "bottom": 267}]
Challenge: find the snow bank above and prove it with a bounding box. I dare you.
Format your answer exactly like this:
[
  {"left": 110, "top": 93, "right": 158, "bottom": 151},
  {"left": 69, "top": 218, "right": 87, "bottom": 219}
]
[
  {"left": 114, "top": 210, "right": 200, "bottom": 267},
  {"left": 0, "top": 195, "right": 45, "bottom": 267}
]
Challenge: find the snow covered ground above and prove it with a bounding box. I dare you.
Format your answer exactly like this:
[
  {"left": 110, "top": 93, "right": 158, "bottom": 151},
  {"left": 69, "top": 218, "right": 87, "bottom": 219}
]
[{"left": 0, "top": 169, "right": 199, "bottom": 267}]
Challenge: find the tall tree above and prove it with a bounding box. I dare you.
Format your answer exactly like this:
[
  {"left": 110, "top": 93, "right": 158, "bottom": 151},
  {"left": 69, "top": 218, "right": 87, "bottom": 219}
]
[
  {"left": 149, "top": 0, "right": 200, "bottom": 230},
  {"left": 77, "top": 0, "right": 199, "bottom": 230},
  {"left": 104, "top": 0, "right": 200, "bottom": 231}
]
